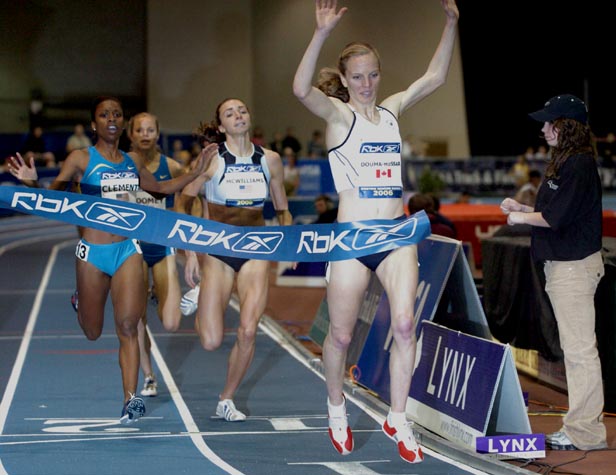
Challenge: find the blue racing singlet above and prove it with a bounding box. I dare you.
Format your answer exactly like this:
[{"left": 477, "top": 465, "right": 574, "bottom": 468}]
[{"left": 80, "top": 146, "right": 140, "bottom": 201}]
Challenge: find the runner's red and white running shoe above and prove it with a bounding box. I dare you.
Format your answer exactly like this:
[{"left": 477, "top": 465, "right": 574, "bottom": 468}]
[
  {"left": 383, "top": 415, "right": 424, "bottom": 463},
  {"left": 328, "top": 396, "right": 354, "bottom": 455}
]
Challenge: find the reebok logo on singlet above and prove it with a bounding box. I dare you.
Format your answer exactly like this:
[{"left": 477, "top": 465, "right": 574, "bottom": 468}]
[{"left": 360, "top": 143, "right": 401, "bottom": 154}]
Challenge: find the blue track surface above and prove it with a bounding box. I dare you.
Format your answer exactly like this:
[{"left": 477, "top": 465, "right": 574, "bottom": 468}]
[{"left": 0, "top": 216, "right": 514, "bottom": 474}]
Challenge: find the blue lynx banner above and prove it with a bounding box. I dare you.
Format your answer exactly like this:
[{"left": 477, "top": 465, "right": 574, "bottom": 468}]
[{"left": 0, "top": 186, "right": 430, "bottom": 262}]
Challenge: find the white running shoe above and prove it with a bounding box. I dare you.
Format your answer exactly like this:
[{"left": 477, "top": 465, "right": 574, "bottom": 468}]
[
  {"left": 545, "top": 431, "right": 578, "bottom": 451},
  {"left": 180, "top": 287, "right": 200, "bottom": 316},
  {"left": 382, "top": 415, "right": 424, "bottom": 463},
  {"left": 328, "top": 396, "right": 354, "bottom": 455},
  {"left": 140, "top": 375, "right": 158, "bottom": 397},
  {"left": 215, "top": 399, "right": 246, "bottom": 422}
]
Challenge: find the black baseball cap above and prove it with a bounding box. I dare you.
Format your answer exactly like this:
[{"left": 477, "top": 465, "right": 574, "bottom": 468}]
[{"left": 529, "top": 94, "right": 588, "bottom": 124}]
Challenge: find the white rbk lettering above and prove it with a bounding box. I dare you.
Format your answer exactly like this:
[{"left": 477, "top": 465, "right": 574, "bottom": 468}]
[
  {"left": 167, "top": 219, "right": 240, "bottom": 248},
  {"left": 11, "top": 192, "right": 86, "bottom": 217},
  {"left": 297, "top": 230, "right": 351, "bottom": 254}
]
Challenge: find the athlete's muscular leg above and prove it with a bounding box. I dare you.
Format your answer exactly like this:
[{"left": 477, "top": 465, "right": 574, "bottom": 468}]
[
  {"left": 220, "top": 260, "right": 270, "bottom": 400},
  {"left": 138, "top": 261, "right": 154, "bottom": 377},
  {"left": 324, "top": 259, "right": 371, "bottom": 405},
  {"left": 75, "top": 258, "right": 110, "bottom": 340},
  {"left": 111, "top": 254, "right": 147, "bottom": 401},
  {"left": 152, "top": 255, "right": 182, "bottom": 332},
  {"left": 376, "top": 245, "right": 418, "bottom": 413},
  {"left": 195, "top": 256, "right": 234, "bottom": 351}
]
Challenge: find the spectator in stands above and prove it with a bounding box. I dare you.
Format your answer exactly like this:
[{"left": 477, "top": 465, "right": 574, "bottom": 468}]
[
  {"left": 251, "top": 125, "right": 266, "bottom": 147},
  {"left": 428, "top": 193, "right": 457, "bottom": 235},
  {"left": 269, "top": 131, "right": 284, "bottom": 154},
  {"left": 407, "top": 193, "right": 456, "bottom": 238},
  {"left": 65, "top": 123, "right": 93, "bottom": 155},
  {"left": 454, "top": 189, "right": 472, "bottom": 204},
  {"left": 307, "top": 129, "right": 326, "bottom": 158},
  {"left": 21, "top": 126, "right": 56, "bottom": 168},
  {"left": 313, "top": 194, "right": 338, "bottom": 223},
  {"left": 282, "top": 127, "right": 302, "bottom": 155},
  {"left": 514, "top": 169, "right": 541, "bottom": 207},
  {"left": 534, "top": 145, "right": 549, "bottom": 160},
  {"left": 171, "top": 139, "right": 191, "bottom": 167},
  {"left": 501, "top": 94, "right": 606, "bottom": 452},
  {"left": 282, "top": 146, "right": 301, "bottom": 196},
  {"left": 509, "top": 153, "right": 530, "bottom": 188}
]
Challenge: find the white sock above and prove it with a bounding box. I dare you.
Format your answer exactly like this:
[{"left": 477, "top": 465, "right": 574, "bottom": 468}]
[
  {"left": 327, "top": 396, "right": 346, "bottom": 417},
  {"left": 388, "top": 410, "right": 407, "bottom": 427}
]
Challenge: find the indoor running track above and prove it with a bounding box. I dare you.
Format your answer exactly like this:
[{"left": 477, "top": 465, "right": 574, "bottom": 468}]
[{"left": 0, "top": 215, "right": 491, "bottom": 475}]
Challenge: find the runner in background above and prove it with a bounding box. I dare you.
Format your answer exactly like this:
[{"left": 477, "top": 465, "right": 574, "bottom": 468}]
[
  {"left": 177, "top": 97, "right": 292, "bottom": 421},
  {"left": 127, "top": 112, "right": 185, "bottom": 398}
]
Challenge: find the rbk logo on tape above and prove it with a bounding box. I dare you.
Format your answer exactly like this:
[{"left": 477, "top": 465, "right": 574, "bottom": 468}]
[
  {"left": 476, "top": 434, "right": 545, "bottom": 459},
  {"left": 0, "top": 185, "right": 431, "bottom": 262},
  {"left": 353, "top": 218, "right": 418, "bottom": 249},
  {"left": 232, "top": 232, "right": 284, "bottom": 254},
  {"left": 85, "top": 203, "right": 146, "bottom": 230}
]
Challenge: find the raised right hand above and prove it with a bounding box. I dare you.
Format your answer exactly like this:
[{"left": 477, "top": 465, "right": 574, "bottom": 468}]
[
  {"left": 315, "top": 0, "right": 348, "bottom": 34},
  {"left": 191, "top": 142, "right": 218, "bottom": 177},
  {"left": 6, "top": 153, "right": 38, "bottom": 182}
]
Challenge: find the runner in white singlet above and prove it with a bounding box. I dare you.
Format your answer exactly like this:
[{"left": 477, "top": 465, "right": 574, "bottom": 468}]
[
  {"left": 177, "top": 98, "right": 292, "bottom": 422},
  {"left": 293, "top": 0, "right": 459, "bottom": 463}
]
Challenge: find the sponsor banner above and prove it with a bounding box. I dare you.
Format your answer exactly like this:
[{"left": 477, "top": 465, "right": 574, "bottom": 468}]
[
  {"left": 0, "top": 186, "right": 430, "bottom": 262},
  {"left": 355, "top": 238, "right": 459, "bottom": 401},
  {"left": 476, "top": 434, "right": 545, "bottom": 459},
  {"left": 409, "top": 323, "right": 505, "bottom": 436},
  {"left": 408, "top": 399, "right": 483, "bottom": 448}
]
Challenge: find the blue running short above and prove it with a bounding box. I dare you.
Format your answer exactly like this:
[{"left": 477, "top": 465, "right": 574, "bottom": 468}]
[{"left": 75, "top": 238, "right": 142, "bottom": 276}]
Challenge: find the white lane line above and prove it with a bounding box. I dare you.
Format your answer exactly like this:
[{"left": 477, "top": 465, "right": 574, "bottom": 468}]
[
  {"left": 0, "top": 239, "right": 75, "bottom": 475},
  {"left": 0, "top": 232, "right": 77, "bottom": 257},
  {"left": 0, "top": 428, "right": 382, "bottom": 447},
  {"left": 146, "top": 325, "right": 245, "bottom": 475}
]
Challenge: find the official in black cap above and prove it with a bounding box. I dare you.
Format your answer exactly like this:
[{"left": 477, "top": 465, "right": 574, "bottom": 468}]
[
  {"left": 529, "top": 94, "right": 588, "bottom": 124},
  {"left": 500, "top": 94, "right": 606, "bottom": 451}
]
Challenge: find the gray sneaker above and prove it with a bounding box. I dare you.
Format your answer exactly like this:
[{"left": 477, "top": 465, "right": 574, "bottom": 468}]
[{"left": 546, "top": 431, "right": 577, "bottom": 451}]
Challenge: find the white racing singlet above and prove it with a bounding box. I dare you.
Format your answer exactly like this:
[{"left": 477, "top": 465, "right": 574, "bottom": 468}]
[
  {"left": 328, "top": 105, "right": 402, "bottom": 198},
  {"left": 205, "top": 142, "right": 271, "bottom": 207}
]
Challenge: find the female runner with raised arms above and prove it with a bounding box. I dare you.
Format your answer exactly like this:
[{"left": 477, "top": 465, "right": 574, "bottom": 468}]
[{"left": 293, "top": 0, "right": 459, "bottom": 463}]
